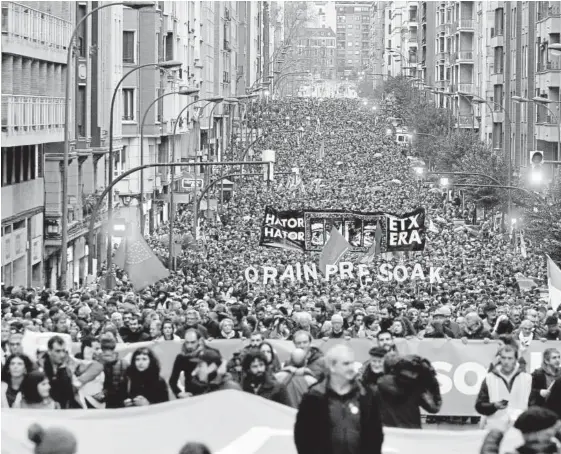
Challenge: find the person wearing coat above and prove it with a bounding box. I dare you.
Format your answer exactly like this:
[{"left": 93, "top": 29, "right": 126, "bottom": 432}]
[
  {"left": 241, "top": 350, "right": 290, "bottom": 406},
  {"left": 529, "top": 348, "right": 560, "bottom": 407},
  {"left": 117, "top": 347, "right": 169, "bottom": 408}
]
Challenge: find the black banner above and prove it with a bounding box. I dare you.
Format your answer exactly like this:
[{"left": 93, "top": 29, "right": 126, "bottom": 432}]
[
  {"left": 258, "top": 206, "right": 306, "bottom": 252},
  {"left": 260, "top": 207, "right": 426, "bottom": 253}
]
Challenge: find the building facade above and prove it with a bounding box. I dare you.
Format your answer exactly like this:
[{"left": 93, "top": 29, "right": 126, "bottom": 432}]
[
  {"left": 336, "top": 1, "right": 372, "bottom": 80},
  {"left": 1, "top": 1, "right": 270, "bottom": 289}
]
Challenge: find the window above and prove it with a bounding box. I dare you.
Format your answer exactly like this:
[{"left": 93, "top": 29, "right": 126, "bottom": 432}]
[
  {"left": 14, "top": 146, "right": 21, "bottom": 184},
  {"left": 77, "top": 85, "right": 86, "bottom": 137},
  {"left": 347, "top": 24, "right": 353, "bottom": 28},
  {"left": 113, "top": 146, "right": 127, "bottom": 178},
  {"left": 165, "top": 32, "right": 174, "bottom": 60},
  {"left": 123, "top": 31, "right": 135, "bottom": 63},
  {"left": 122, "top": 88, "right": 135, "bottom": 121},
  {"left": 77, "top": 4, "right": 87, "bottom": 58}
]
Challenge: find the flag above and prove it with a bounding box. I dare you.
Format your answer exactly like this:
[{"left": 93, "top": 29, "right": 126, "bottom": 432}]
[
  {"left": 318, "top": 139, "right": 325, "bottom": 160},
  {"left": 360, "top": 220, "right": 382, "bottom": 264},
  {"left": 318, "top": 227, "right": 350, "bottom": 275},
  {"left": 428, "top": 219, "right": 439, "bottom": 234},
  {"left": 113, "top": 226, "right": 170, "bottom": 290},
  {"left": 547, "top": 255, "right": 561, "bottom": 311},
  {"left": 520, "top": 232, "right": 527, "bottom": 258}
]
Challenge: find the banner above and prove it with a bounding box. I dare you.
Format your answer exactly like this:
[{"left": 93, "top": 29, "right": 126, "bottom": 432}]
[
  {"left": 258, "top": 206, "right": 306, "bottom": 252},
  {"left": 1, "top": 391, "right": 525, "bottom": 454},
  {"left": 106, "top": 338, "right": 561, "bottom": 417},
  {"left": 304, "top": 208, "right": 426, "bottom": 252}
]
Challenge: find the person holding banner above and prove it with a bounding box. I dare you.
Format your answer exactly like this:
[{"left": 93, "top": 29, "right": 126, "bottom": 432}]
[{"left": 476, "top": 345, "right": 532, "bottom": 431}]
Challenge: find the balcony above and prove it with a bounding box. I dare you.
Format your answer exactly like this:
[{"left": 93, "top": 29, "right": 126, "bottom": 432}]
[
  {"left": 1, "top": 2, "right": 72, "bottom": 64},
  {"left": 537, "top": 60, "right": 561, "bottom": 72},
  {"left": 1, "top": 94, "right": 65, "bottom": 146},
  {"left": 458, "top": 83, "right": 475, "bottom": 94},
  {"left": 535, "top": 116, "right": 559, "bottom": 144},
  {"left": 457, "top": 51, "right": 474, "bottom": 62},
  {"left": 537, "top": 3, "right": 560, "bottom": 21},
  {"left": 456, "top": 114, "right": 479, "bottom": 129},
  {"left": 1, "top": 178, "right": 44, "bottom": 220},
  {"left": 458, "top": 19, "right": 475, "bottom": 31}
]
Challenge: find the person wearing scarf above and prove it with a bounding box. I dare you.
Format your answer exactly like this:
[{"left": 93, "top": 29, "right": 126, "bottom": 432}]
[{"left": 529, "top": 348, "right": 561, "bottom": 407}]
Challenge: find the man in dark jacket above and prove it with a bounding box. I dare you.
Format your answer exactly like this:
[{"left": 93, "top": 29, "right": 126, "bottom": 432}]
[
  {"left": 40, "top": 335, "right": 76, "bottom": 409},
  {"left": 191, "top": 348, "right": 241, "bottom": 394},
  {"left": 97, "top": 333, "right": 128, "bottom": 409},
  {"left": 460, "top": 313, "right": 492, "bottom": 341},
  {"left": 169, "top": 329, "right": 210, "bottom": 398},
  {"left": 295, "top": 344, "right": 384, "bottom": 454},
  {"left": 120, "top": 315, "right": 150, "bottom": 343},
  {"left": 292, "top": 330, "right": 326, "bottom": 381},
  {"left": 529, "top": 347, "right": 560, "bottom": 407},
  {"left": 360, "top": 347, "right": 386, "bottom": 391},
  {"left": 241, "top": 350, "right": 290, "bottom": 406},
  {"left": 375, "top": 354, "right": 442, "bottom": 429}
]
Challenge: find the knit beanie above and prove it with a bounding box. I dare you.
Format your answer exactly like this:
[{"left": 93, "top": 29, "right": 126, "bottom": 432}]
[
  {"left": 28, "top": 423, "right": 77, "bottom": 454},
  {"left": 514, "top": 407, "right": 559, "bottom": 435}
]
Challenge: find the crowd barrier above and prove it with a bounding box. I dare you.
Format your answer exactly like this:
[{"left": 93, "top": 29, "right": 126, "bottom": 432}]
[
  {"left": 1, "top": 390, "right": 525, "bottom": 454},
  {"left": 20, "top": 331, "right": 561, "bottom": 417}
]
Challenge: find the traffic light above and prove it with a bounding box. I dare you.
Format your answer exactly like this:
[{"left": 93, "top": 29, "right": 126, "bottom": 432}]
[{"left": 529, "top": 150, "right": 544, "bottom": 184}]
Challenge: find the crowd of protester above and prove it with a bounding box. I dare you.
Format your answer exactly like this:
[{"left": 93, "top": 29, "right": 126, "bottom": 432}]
[{"left": 2, "top": 97, "right": 561, "bottom": 452}]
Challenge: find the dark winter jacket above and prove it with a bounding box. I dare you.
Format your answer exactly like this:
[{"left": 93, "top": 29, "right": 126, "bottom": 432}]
[
  {"left": 460, "top": 324, "right": 492, "bottom": 340},
  {"left": 294, "top": 379, "right": 384, "bottom": 454},
  {"left": 479, "top": 429, "right": 561, "bottom": 454},
  {"left": 194, "top": 372, "right": 242, "bottom": 395},
  {"left": 304, "top": 346, "right": 326, "bottom": 381},
  {"left": 102, "top": 356, "right": 129, "bottom": 409},
  {"left": 546, "top": 376, "right": 561, "bottom": 418},
  {"left": 529, "top": 367, "right": 558, "bottom": 407},
  {"left": 120, "top": 328, "right": 151, "bottom": 344},
  {"left": 118, "top": 372, "right": 169, "bottom": 407},
  {"left": 168, "top": 349, "right": 209, "bottom": 397},
  {"left": 242, "top": 374, "right": 291, "bottom": 406},
  {"left": 40, "top": 355, "right": 76, "bottom": 409},
  {"left": 374, "top": 372, "right": 442, "bottom": 428}
]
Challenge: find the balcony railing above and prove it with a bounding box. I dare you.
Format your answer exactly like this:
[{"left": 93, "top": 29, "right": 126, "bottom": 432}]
[
  {"left": 1, "top": 94, "right": 65, "bottom": 134},
  {"left": 537, "top": 60, "right": 561, "bottom": 72},
  {"left": 537, "top": 113, "right": 555, "bottom": 124},
  {"left": 458, "top": 51, "right": 474, "bottom": 61},
  {"left": 459, "top": 19, "right": 474, "bottom": 30},
  {"left": 458, "top": 83, "right": 475, "bottom": 93},
  {"left": 491, "top": 28, "right": 504, "bottom": 38},
  {"left": 1, "top": 2, "right": 72, "bottom": 50}
]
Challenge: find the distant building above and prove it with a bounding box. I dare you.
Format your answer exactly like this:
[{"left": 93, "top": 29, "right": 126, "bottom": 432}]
[{"left": 335, "top": 1, "right": 372, "bottom": 80}]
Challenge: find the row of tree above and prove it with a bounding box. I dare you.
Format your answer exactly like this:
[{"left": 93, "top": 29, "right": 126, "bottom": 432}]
[{"left": 368, "top": 76, "right": 561, "bottom": 263}]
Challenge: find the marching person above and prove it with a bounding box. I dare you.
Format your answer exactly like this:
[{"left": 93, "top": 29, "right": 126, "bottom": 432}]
[
  {"left": 241, "top": 350, "right": 290, "bottom": 405},
  {"left": 294, "top": 344, "right": 384, "bottom": 454},
  {"left": 190, "top": 348, "right": 241, "bottom": 394},
  {"left": 374, "top": 354, "right": 442, "bottom": 428},
  {"left": 475, "top": 345, "right": 532, "bottom": 431},
  {"left": 529, "top": 348, "right": 560, "bottom": 407},
  {"left": 169, "top": 329, "right": 208, "bottom": 398},
  {"left": 275, "top": 348, "right": 317, "bottom": 408}
]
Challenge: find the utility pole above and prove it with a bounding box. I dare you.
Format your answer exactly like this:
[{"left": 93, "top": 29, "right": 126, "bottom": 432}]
[{"left": 263, "top": 1, "right": 270, "bottom": 87}]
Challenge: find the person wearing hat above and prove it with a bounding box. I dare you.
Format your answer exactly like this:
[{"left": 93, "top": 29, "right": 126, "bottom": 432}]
[
  {"left": 480, "top": 407, "right": 561, "bottom": 454},
  {"left": 190, "top": 348, "right": 241, "bottom": 394},
  {"left": 28, "top": 423, "right": 77, "bottom": 454},
  {"left": 432, "top": 306, "right": 461, "bottom": 339}
]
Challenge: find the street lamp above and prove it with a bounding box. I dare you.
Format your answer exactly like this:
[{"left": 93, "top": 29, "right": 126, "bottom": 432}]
[
  {"left": 60, "top": 0, "right": 156, "bottom": 289},
  {"left": 168, "top": 97, "right": 224, "bottom": 268},
  {"left": 103, "top": 60, "right": 182, "bottom": 276},
  {"left": 138, "top": 86, "right": 199, "bottom": 235}
]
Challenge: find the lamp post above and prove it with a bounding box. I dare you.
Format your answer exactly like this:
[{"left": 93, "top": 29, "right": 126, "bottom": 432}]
[
  {"left": 138, "top": 86, "right": 199, "bottom": 235},
  {"left": 103, "top": 60, "right": 182, "bottom": 276},
  {"left": 60, "top": 0, "right": 155, "bottom": 289},
  {"left": 168, "top": 97, "right": 224, "bottom": 269}
]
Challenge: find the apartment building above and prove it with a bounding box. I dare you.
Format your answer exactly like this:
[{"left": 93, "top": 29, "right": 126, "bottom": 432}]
[
  {"left": 335, "top": 1, "right": 372, "bottom": 80},
  {"left": 1, "top": 1, "right": 115, "bottom": 289},
  {"left": 382, "top": 1, "right": 418, "bottom": 78},
  {"left": 418, "top": 1, "right": 437, "bottom": 87},
  {"left": 369, "top": 1, "right": 386, "bottom": 88}
]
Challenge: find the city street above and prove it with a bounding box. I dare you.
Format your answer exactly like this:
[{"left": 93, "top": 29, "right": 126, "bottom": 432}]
[{"left": 1, "top": 1, "right": 561, "bottom": 454}]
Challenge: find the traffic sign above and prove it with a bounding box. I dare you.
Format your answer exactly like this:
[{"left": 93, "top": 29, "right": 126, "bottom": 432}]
[{"left": 181, "top": 178, "right": 204, "bottom": 190}]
